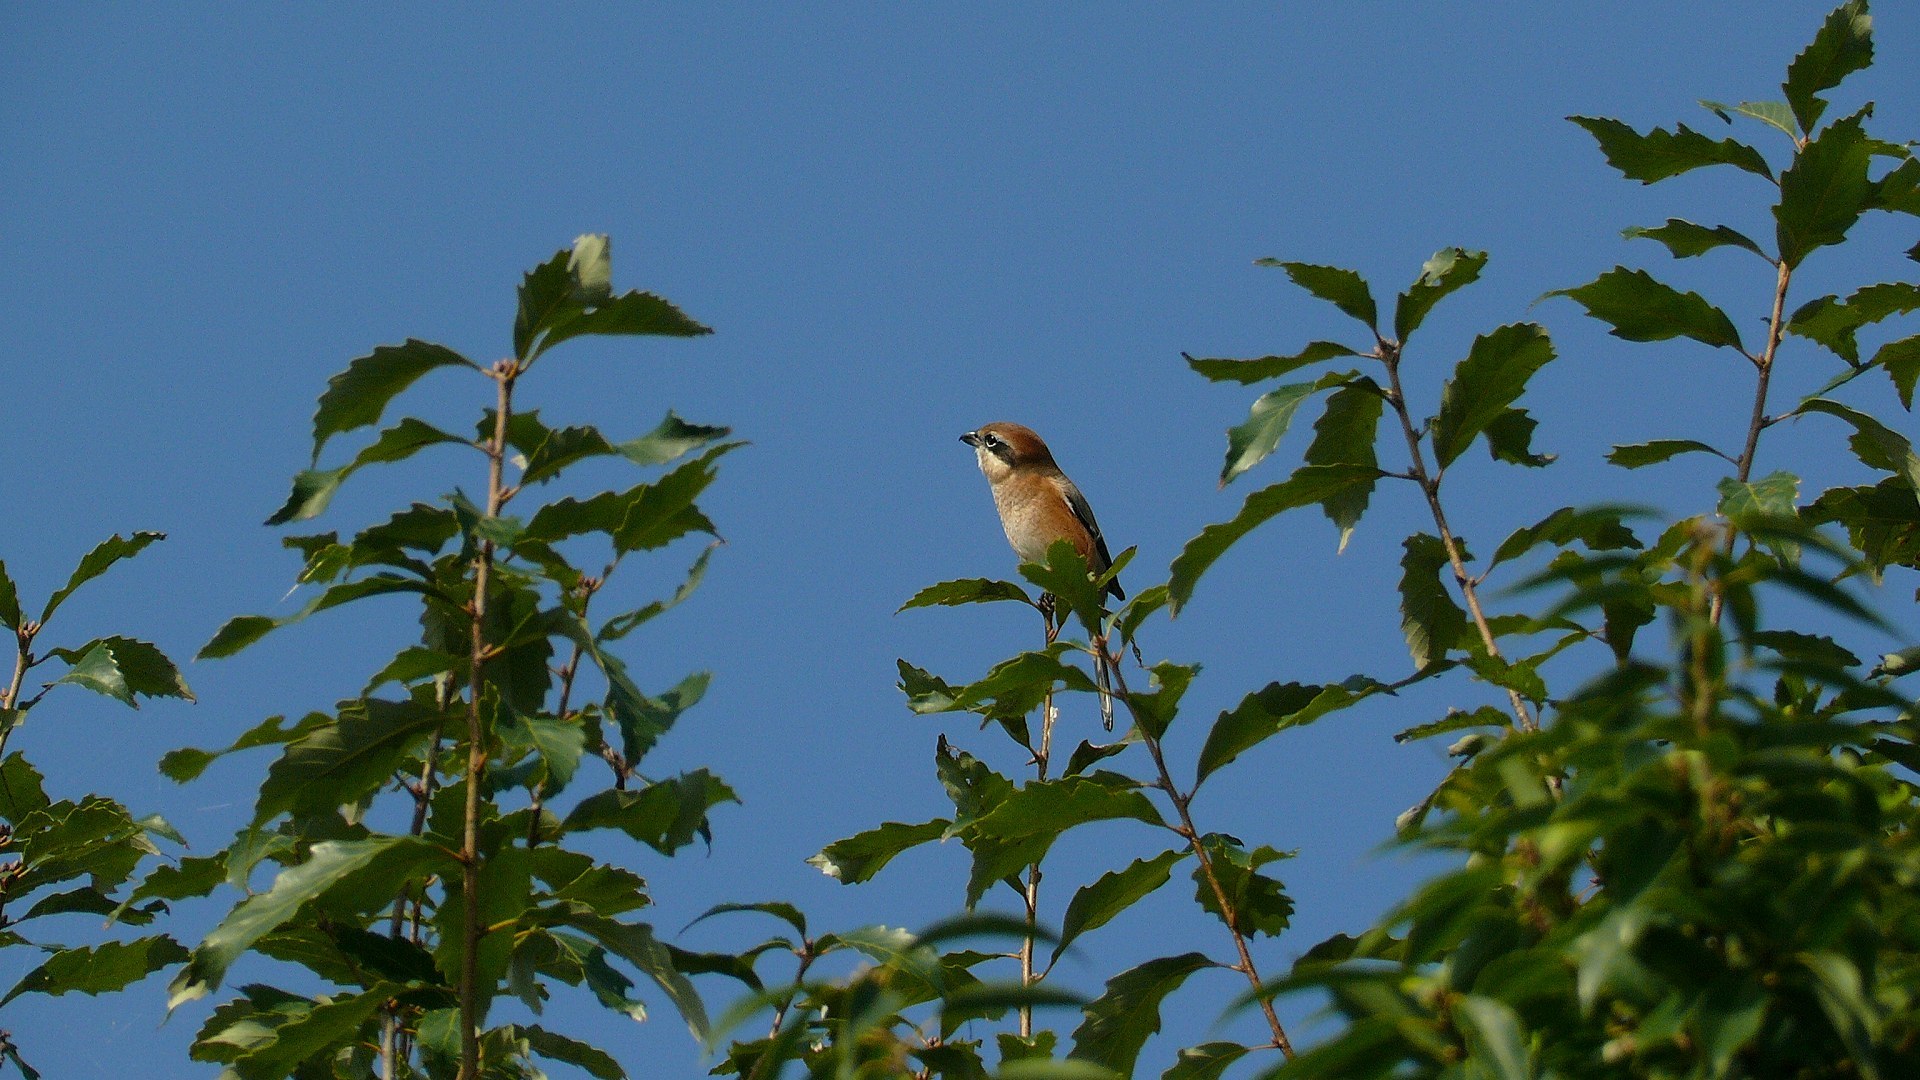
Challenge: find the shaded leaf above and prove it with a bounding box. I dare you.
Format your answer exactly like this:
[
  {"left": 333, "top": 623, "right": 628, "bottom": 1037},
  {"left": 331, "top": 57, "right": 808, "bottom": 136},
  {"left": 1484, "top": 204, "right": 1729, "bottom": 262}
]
[
  {"left": 50, "top": 637, "right": 192, "bottom": 706},
  {"left": 1700, "top": 98, "right": 1799, "bottom": 140},
  {"left": 41, "top": 532, "right": 164, "bottom": 623},
  {"left": 1197, "top": 675, "right": 1394, "bottom": 784},
  {"left": 1488, "top": 506, "right": 1643, "bottom": 574},
  {"left": 1162, "top": 1042, "right": 1249, "bottom": 1080},
  {"left": 1400, "top": 533, "right": 1468, "bottom": 668},
  {"left": 1182, "top": 341, "right": 1358, "bottom": 385},
  {"left": 1783, "top": 0, "right": 1873, "bottom": 133},
  {"left": 1483, "top": 408, "right": 1555, "bottom": 468},
  {"left": 1797, "top": 398, "right": 1920, "bottom": 492},
  {"left": 310, "top": 340, "right": 472, "bottom": 462},
  {"left": 1623, "top": 218, "right": 1768, "bottom": 260},
  {"left": 0, "top": 936, "right": 188, "bottom": 1008},
  {"left": 1777, "top": 108, "right": 1875, "bottom": 268},
  {"left": 1261, "top": 260, "right": 1377, "bottom": 331},
  {"left": 1191, "top": 837, "right": 1293, "bottom": 938},
  {"left": 254, "top": 698, "right": 445, "bottom": 824},
  {"left": 1052, "top": 850, "right": 1186, "bottom": 964},
  {"left": 198, "top": 575, "right": 435, "bottom": 660},
  {"left": 1069, "top": 953, "right": 1215, "bottom": 1075},
  {"left": 1169, "top": 464, "right": 1384, "bottom": 614},
  {"left": 1302, "top": 378, "right": 1383, "bottom": 549},
  {"left": 1547, "top": 267, "right": 1743, "bottom": 351},
  {"left": 561, "top": 769, "right": 737, "bottom": 855},
  {"left": 900, "top": 578, "right": 1037, "bottom": 613},
  {"left": 1879, "top": 334, "right": 1920, "bottom": 409},
  {"left": 1788, "top": 283, "right": 1920, "bottom": 363},
  {"left": 1432, "top": 323, "right": 1556, "bottom": 468},
  {"left": 270, "top": 417, "right": 467, "bottom": 525},
  {"left": 810, "top": 819, "right": 951, "bottom": 884},
  {"left": 1608, "top": 439, "right": 1732, "bottom": 469},
  {"left": 1568, "top": 116, "right": 1771, "bottom": 182}
]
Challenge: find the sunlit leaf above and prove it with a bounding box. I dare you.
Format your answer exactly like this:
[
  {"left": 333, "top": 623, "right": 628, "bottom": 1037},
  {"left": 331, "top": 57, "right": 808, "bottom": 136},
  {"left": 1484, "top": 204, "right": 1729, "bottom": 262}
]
[{"left": 1394, "top": 247, "right": 1488, "bottom": 342}]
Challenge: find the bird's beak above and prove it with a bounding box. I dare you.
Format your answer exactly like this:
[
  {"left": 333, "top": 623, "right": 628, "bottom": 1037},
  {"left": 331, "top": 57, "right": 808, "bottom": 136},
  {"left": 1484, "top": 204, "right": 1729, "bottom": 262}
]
[{"left": 959, "top": 431, "right": 980, "bottom": 447}]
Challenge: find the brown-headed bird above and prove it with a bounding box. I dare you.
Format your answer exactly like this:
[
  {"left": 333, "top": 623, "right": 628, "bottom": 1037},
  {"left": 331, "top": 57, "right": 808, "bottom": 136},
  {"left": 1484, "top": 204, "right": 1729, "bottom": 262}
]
[{"left": 960, "top": 422, "right": 1123, "bottom": 727}]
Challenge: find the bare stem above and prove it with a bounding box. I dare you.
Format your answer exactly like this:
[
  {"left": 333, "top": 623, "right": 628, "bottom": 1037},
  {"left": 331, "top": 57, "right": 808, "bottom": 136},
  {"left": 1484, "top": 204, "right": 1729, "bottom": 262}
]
[
  {"left": 1710, "top": 258, "right": 1794, "bottom": 626},
  {"left": 1105, "top": 660, "right": 1293, "bottom": 1059},
  {"left": 0, "top": 624, "right": 37, "bottom": 759},
  {"left": 1018, "top": 604, "right": 1060, "bottom": 1039},
  {"left": 1378, "top": 339, "right": 1535, "bottom": 732},
  {"left": 459, "top": 362, "right": 515, "bottom": 1080}
]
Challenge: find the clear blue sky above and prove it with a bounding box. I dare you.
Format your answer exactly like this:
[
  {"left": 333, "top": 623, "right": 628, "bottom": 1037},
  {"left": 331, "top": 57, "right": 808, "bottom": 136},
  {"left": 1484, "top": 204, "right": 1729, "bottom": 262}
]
[{"left": 5, "top": 5, "right": 1917, "bottom": 1076}]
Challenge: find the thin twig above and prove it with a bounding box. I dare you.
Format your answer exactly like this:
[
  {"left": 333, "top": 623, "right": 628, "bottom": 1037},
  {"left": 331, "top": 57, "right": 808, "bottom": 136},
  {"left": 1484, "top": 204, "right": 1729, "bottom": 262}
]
[
  {"left": 1377, "top": 339, "right": 1536, "bottom": 732},
  {"left": 1105, "top": 659, "right": 1294, "bottom": 1060},
  {"left": 1710, "top": 256, "right": 1794, "bottom": 626}
]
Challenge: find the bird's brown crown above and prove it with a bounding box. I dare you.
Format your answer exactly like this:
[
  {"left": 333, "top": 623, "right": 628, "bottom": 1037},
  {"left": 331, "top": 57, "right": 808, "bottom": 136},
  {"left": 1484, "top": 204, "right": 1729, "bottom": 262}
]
[{"left": 970, "top": 422, "right": 1055, "bottom": 467}]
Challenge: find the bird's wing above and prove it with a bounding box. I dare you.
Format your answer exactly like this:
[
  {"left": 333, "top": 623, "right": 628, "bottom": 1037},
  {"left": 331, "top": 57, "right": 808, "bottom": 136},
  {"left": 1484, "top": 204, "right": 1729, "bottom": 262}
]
[{"left": 1052, "top": 474, "right": 1119, "bottom": 586}]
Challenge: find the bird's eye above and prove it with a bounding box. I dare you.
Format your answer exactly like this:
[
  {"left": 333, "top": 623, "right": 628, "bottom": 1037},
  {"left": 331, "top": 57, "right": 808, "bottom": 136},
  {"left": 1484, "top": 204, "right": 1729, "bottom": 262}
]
[{"left": 984, "top": 433, "right": 1001, "bottom": 446}]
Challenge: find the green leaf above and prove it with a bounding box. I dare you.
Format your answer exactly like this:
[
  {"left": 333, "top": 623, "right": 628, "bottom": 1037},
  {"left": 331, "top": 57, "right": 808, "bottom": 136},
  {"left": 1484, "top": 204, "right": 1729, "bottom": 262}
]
[
  {"left": 1196, "top": 674, "right": 1393, "bottom": 784},
  {"left": 1700, "top": 98, "right": 1800, "bottom": 140},
  {"left": 1182, "top": 341, "right": 1358, "bottom": 385},
  {"left": 1717, "top": 471, "right": 1801, "bottom": 522},
  {"left": 1483, "top": 408, "right": 1555, "bottom": 468},
  {"left": 538, "top": 291, "right": 713, "bottom": 357},
  {"left": 561, "top": 769, "right": 737, "bottom": 854},
  {"left": 1464, "top": 652, "right": 1548, "bottom": 704},
  {"left": 159, "top": 712, "right": 326, "bottom": 784},
  {"left": 1068, "top": 953, "right": 1214, "bottom": 1074},
  {"left": 1783, "top": 0, "right": 1873, "bottom": 133},
  {"left": 1487, "top": 506, "right": 1643, "bottom": 574},
  {"left": 1748, "top": 628, "right": 1860, "bottom": 668},
  {"left": 169, "top": 836, "right": 413, "bottom": 1008},
  {"left": 1797, "top": 398, "right": 1920, "bottom": 492},
  {"left": 1777, "top": 108, "right": 1876, "bottom": 268},
  {"left": 504, "top": 712, "right": 588, "bottom": 792},
  {"left": 1219, "top": 371, "right": 1355, "bottom": 485},
  {"left": 1162, "top": 1042, "right": 1249, "bottom": 1080},
  {"left": 1452, "top": 995, "right": 1531, "bottom": 1080},
  {"left": 253, "top": 698, "right": 445, "bottom": 824},
  {"left": 269, "top": 417, "right": 467, "bottom": 525},
  {"left": 1052, "top": 850, "right": 1186, "bottom": 964},
  {"left": 1302, "top": 379, "right": 1383, "bottom": 549},
  {"left": 0, "top": 562, "right": 21, "bottom": 630},
  {"left": 1788, "top": 283, "right": 1920, "bottom": 363},
  {"left": 515, "top": 238, "right": 712, "bottom": 362},
  {"left": 1394, "top": 247, "right": 1488, "bottom": 342},
  {"left": 1431, "top": 323, "right": 1556, "bottom": 468},
  {"left": 1169, "top": 464, "right": 1384, "bottom": 614},
  {"left": 899, "top": 578, "right": 1037, "bottom": 613},
  {"left": 49, "top": 637, "right": 193, "bottom": 706},
  {"left": 198, "top": 574, "right": 435, "bottom": 660},
  {"left": 1568, "top": 116, "right": 1772, "bottom": 182},
  {"left": 1261, "top": 260, "right": 1378, "bottom": 331},
  {"left": 809, "top": 819, "right": 951, "bottom": 884},
  {"left": 1547, "top": 267, "right": 1743, "bottom": 351},
  {"left": 520, "top": 412, "right": 729, "bottom": 485},
  {"left": 40, "top": 532, "right": 163, "bottom": 623},
  {"left": 1191, "top": 837, "right": 1293, "bottom": 937},
  {"left": 542, "top": 910, "right": 710, "bottom": 1041},
  {"left": 1879, "top": 335, "right": 1920, "bottom": 409},
  {"left": 1623, "top": 218, "right": 1768, "bottom": 260},
  {"left": 310, "top": 339, "right": 473, "bottom": 462},
  {"left": 228, "top": 988, "right": 392, "bottom": 1080},
  {"left": 1607, "top": 439, "right": 1733, "bottom": 468},
  {"left": 1395, "top": 704, "right": 1508, "bottom": 744},
  {"left": 971, "top": 777, "right": 1164, "bottom": 841},
  {"left": 1020, "top": 542, "right": 1121, "bottom": 637},
  {"left": 521, "top": 1025, "right": 626, "bottom": 1080},
  {"left": 1400, "top": 533, "right": 1467, "bottom": 668},
  {"left": 599, "top": 543, "right": 719, "bottom": 642},
  {"left": 0, "top": 936, "right": 189, "bottom": 1007}
]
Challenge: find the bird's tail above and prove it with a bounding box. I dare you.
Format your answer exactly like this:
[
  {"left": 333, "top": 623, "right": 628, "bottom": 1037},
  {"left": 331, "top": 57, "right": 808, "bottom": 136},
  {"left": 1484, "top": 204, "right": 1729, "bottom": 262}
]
[{"left": 1093, "top": 630, "right": 1118, "bottom": 731}]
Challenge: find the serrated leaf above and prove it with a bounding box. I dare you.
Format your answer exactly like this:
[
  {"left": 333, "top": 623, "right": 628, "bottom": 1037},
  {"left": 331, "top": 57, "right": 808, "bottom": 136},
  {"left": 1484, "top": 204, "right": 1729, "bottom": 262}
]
[
  {"left": 254, "top": 698, "right": 445, "bottom": 824},
  {"left": 1608, "top": 439, "right": 1732, "bottom": 468},
  {"left": 561, "top": 769, "right": 737, "bottom": 854},
  {"left": 159, "top": 712, "right": 326, "bottom": 784},
  {"left": 1483, "top": 408, "right": 1555, "bottom": 468},
  {"left": 1464, "top": 653, "right": 1548, "bottom": 703},
  {"left": 270, "top": 417, "right": 467, "bottom": 525},
  {"left": 1748, "top": 628, "right": 1861, "bottom": 668},
  {"left": 1182, "top": 341, "right": 1358, "bottom": 385},
  {"left": 1783, "top": 0, "right": 1873, "bottom": 133},
  {"left": 1623, "top": 218, "right": 1768, "bottom": 260},
  {"left": 1394, "top": 247, "right": 1488, "bottom": 342},
  {"left": 520, "top": 412, "right": 729, "bottom": 485},
  {"left": 1547, "top": 267, "right": 1743, "bottom": 351},
  {"left": 1777, "top": 108, "right": 1876, "bottom": 268},
  {"left": 1162, "top": 1042, "right": 1249, "bottom": 1080},
  {"left": 809, "top": 819, "right": 950, "bottom": 884},
  {"left": 1788, "top": 283, "right": 1920, "bottom": 363},
  {"left": 599, "top": 543, "right": 720, "bottom": 642},
  {"left": 228, "top": 988, "right": 392, "bottom": 1080},
  {"left": 1191, "top": 837, "right": 1292, "bottom": 937},
  {"left": 506, "top": 712, "right": 588, "bottom": 792},
  {"left": 1432, "top": 323, "right": 1556, "bottom": 468},
  {"left": 1878, "top": 335, "right": 1920, "bottom": 409},
  {"left": 971, "top": 777, "right": 1164, "bottom": 841},
  {"left": 1052, "top": 850, "right": 1186, "bottom": 965},
  {"left": 1568, "top": 116, "right": 1772, "bottom": 183},
  {"left": 1718, "top": 471, "right": 1801, "bottom": 521},
  {"left": 0, "top": 562, "right": 21, "bottom": 630},
  {"left": 49, "top": 637, "right": 193, "bottom": 706},
  {"left": 40, "top": 532, "right": 163, "bottom": 623},
  {"left": 310, "top": 340, "right": 472, "bottom": 462},
  {"left": 522, "top": 1024, "right": 626, "bottom": 1080},
  {"left": 1068, "top": 953, "right": 1214, "bottom": 1074},
  {"left": 1487, "top": 506, "right": 1643, "bottom": 574},
  {"left": 1302, "top": 379, "right": 1383, "bottom": 549},
  {"left": 1219, "top": 371, "right": 1355, "bottom": 485},
  {"left": 1261, "top": 260, "right": 1378, "bottom": 330},
  {"left": 1400, "top": 533, "right": 1468, "bottom": 668},
  {"left": 541, "top": 909, "right": 709, "bottom": 1041},
  {"left": 1169, "top": 464, "right": 1384, "bottom": 614},
  {"left": 899, "top": 578, "right": 1037, "bottom": 613},
  {"left": 169, "top": 837, "right": 417, "bottom": 1008},
  {"left": 1798, "top": 398, "right": 1920, "bottom": 492},
  {"left": 1395, "top": 704, "right": 1509, "bottom": 744},
  {"left": 0, "top": 936, "right": 189, "bottom": 1008},
  {"left": 198, "top": 574, "right": 434, "bottom": 660},
  {"left": 50, "top": 642, "right": 132, "bottom": 706},
  {"left": 1197, "top": 674, "right": 1393, "bottom": 784}
]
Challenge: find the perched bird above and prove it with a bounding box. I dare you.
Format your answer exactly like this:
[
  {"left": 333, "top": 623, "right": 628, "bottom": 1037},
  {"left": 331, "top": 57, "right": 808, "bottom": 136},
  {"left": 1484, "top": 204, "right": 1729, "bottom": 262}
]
[{"left": 960, "top": 422, "right": 1123, "bottom": 726}]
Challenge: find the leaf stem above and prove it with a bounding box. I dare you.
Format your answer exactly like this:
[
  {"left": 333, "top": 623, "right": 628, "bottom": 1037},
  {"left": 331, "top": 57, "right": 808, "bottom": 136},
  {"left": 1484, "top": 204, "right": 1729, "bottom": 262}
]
[{"left": 1378, "top": 339, "right": 1536, "bottom": 732}]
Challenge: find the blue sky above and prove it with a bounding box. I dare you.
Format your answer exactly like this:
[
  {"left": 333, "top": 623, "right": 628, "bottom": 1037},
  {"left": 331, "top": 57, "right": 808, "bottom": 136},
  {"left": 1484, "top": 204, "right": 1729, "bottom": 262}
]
[{"left": 5, "top": 4, "right": 1918, "bottom": 1076}]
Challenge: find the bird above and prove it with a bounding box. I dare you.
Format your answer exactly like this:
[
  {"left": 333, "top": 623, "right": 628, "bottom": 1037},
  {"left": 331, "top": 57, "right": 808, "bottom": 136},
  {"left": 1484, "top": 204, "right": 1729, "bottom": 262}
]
[{"left": 960, "top": 422, "right": 1123, "bottom": 727}]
